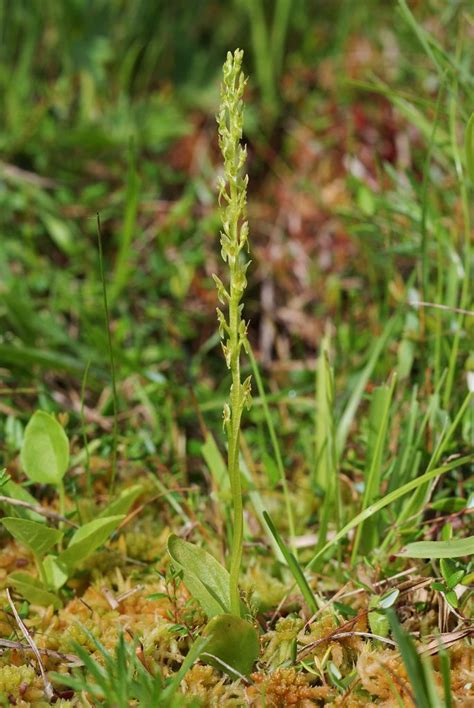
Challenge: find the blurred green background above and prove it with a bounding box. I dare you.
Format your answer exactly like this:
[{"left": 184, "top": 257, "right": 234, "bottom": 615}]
[{"left": 0, "top": 0, "right": 472, "bottom": 470}]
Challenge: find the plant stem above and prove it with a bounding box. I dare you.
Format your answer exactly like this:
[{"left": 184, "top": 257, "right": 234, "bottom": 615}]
[
  {"left": 57, "top": 480, "right": 66, "bottom": 551},
  {"left": 228, "top": 267, "right": 243, "bottom": 616},
  {"left": 215, "top": 50, "right": 251, "bottom": 617}
]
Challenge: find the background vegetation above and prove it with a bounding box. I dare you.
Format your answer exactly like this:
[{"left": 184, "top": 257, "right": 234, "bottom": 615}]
[{"left": 0, "top": 0, "right": 472, "bottom": 705}]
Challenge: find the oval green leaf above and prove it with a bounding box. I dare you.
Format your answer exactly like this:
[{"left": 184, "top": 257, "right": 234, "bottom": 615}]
[
  {"left": 1, "top": 517, "right": 63, "bottom": 557},
  {"left": 167, "top": 534, "right": 231, "bottom": 618},
  {"left": 201, "top": 614, "right": 259, "bottom": 678},
  {"left": 58, "top": 515, "right": 124, "bottom": 569},
  {"left": 21, "top": 411, "right": 69, "bottom": 486},
  {"left": 399, "top": 536, "right": 474, "bottom": 559},
  {"left": 9, "top": 572, "right": 62, "bottom": 609}
]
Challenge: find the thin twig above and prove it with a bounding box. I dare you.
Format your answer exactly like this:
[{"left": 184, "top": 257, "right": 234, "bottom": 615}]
[
  {"left": 0, "top": 496, "right": 78, "bottom": 527},
  {"left": 410, "top": 300, "right": 474, "bottom": 317},
  {"left": 298, "top": 629, "right": 396, "bottom": 660},
  {"left": 6, "top": 589, "right": 54, "bottom": 700},
  {"left": 0, "top": 638, "right": 82, "bottom": 667}
]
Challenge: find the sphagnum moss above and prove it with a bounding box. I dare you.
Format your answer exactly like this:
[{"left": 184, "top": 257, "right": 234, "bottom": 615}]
[{"left": 213, "top": 48, "right": 252, "bottom": 617}]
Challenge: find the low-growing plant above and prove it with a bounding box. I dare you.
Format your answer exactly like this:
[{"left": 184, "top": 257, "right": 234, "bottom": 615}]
[
  {"left": 167, "top": 49, "right": 259, "bottom": 678},
  {"left": 50, "top": 629, "right": 207, "bottom": 707},
  {"left": 0, "top": 410, "right": 141, "bottom": 607}
]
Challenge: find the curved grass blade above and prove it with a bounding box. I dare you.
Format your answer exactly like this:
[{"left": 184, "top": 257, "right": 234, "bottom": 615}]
[{"left": 263, "top": 511, "right": 319, "bottom": 614}]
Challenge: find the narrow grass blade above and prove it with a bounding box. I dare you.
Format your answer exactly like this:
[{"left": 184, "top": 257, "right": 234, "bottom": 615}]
[
  {"left": 397, "top": 391, "right": 472, "bottom": 527},
  {"left": 336, "top": 316, "right": 397, "bottom": 456},
  {"left": 111, "top": 139, "right": 140, "bottom": 304},
  {"left": 351, "top": 374, "right": 396, "bottom": 562},
  {"left": 314, "top": 331, "right": 339, "bottom": 552},
  {"left": 97, "top": 213, "right": 119, "bottom": 493},
  {"left": 465, "top": 112, "right": 474, "bottom": 182},
  {"left": 239, "top": 448, "right": 285, "bottom": 564},
  {"left": 249, "top": 345, "right": 295, "bottom": 548},
  {"left": 202, "top": 432, "right": 229, "bottom": 492},
  {"left": 439, "top": 646, "right": 452, "bottom": 708},
  {"left": 160, "top": 636, "right": 210, "bottom": 705},
  {"left": 263, "top": 511, "right": 319, "bottom": 614},
  {"left": 387, "top": 609, "right": 442, "bottom": 708}
]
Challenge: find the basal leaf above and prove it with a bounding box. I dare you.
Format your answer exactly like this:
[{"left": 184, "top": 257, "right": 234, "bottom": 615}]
[
  {"left": 167, "top": 535, "right": 231, "bottom": 618},
  {"left": 399, "top": 536, "right": 474, "bottom": 559},
  {"left": 21, "top": 410, "right": 69, "bottom": 485},
  {"left": 1, "top": 517, "right": 63, "bottom": 556},
  {"left": 58, "top": 515, "right": 124, "bottom": 569},
  {"left": 9, "top": 572, "right": 62, "bottom": 609},
  {"left": 201, "top": 614, "right": 259, "bottom": 678}
]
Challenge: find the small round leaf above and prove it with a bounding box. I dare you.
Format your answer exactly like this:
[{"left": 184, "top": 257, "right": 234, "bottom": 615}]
[
  {"left": 21, "top": 411, "right": 69, "bottom": 486},
  {"left": 201, "top": 614, "right": 259, "bottom": 678}
]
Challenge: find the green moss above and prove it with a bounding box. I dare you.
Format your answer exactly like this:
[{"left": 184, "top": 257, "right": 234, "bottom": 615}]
[{"left": 0, "top": 664, "right": 35, "bottom": 701}]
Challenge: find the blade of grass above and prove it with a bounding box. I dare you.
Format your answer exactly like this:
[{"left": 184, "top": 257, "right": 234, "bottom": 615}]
[
  {"left": 248, "top": 344, "right": 296, "bottom": 551},
  {"left": 263, "top": 510, "right": 319, "bottom": 614},
  {"left": 395, "top": 390, "right": 472, "bottom": 531},
  {"left": 97, "top": 213, "right": 119, "bottom": 494},
  {"left": 160, "top": 636, "right": 210, "bottom": 705},
  {"left": 386, "top": 610, "right": 431, "bottom": 708},
  {"left": 336, "top": 315, "right": 397, "bottom": 457},
  {"left": 314, "top": 331, "right": 339, "bottom": 555},
  {"left": 439, "top": 645, "right": 453, "bottom": 708},
  {"left": 351, "top": 374, "right": 397, "bottom": 562},
  {"left": 110, "top": 139, "right": 140, "bottom": 305},
  {"left": 80, "top": 360, "right": 92, "bottom": 496}
]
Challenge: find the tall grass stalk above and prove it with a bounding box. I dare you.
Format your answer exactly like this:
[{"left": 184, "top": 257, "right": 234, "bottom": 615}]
[
  {"left": 214, "top": 50, "right": 252, "bottom": 616},
  {"left": 97, "top": 214, "right": 119, "bottom": 494},
  {"left": 248, "top": 345, "right": 296, "bottom": 549}
]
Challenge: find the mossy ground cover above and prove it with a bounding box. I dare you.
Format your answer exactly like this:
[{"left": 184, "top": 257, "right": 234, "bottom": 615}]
[{"left": 0, "top": 1, "right": 473, "bottom": 705}]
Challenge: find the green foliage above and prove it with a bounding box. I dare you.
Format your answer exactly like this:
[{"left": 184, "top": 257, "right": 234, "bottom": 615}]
[
  {"left": 387, "top": 609, "right": 443, "bottom": 708},
  {"left": 351, "top": 375, "right": 396, "bottom": 560},
  {"left": 20, "top": 411, "right": 69, "bottom": 486},
  {"left": 98, "top": 485, "right": 143, "bottom": 519},
  {"left": 314, "top": 331, "right": 339, "bottom": 553},
  {"left": 368, "top": 588, "right": 399, "bottom": 638},
  {"left": 465, "top": 113, "right": 474, "bottom": 183},
  {"left": 50, "top": 630, "right": 207, "bottom": 707},
  {"left": 0, "top": 1, "right": 473, "bottom": 701},
  {"left": 400, "top": 536, "right": 474, "bottom": 559},
  {"left": 58, "top": 515, "right": 125, "bottom": 570},
  {"left": 263, "top": 511, "right": 318, "bottom": 614},
  {"left": 202, "top": 613, "right": 259, "bottom": 678},
  {"left": 306, "top": 454, "right": 471, "bottom": 571},
  {"left": 0, "top": 404, "right": 134, "bottom": 607},
  {"left": 1, "top": 512, "right": 124, "bottom": 605},
  {"left": 0, "top": 518, "right": 62, "bottom": 557},
  {"left": 167, "top": 534, "right": 231, "bottom": 618},
  {"left": 8, "top": 571, "right": 62, "bottom": 609}
]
